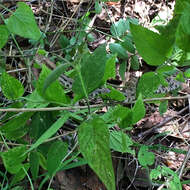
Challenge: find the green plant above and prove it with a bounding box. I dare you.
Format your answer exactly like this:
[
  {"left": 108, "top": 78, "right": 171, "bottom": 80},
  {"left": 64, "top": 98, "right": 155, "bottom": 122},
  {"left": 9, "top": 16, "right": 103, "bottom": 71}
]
[{"left": 0, "top": 1, "right": 190, "bottom": 190}]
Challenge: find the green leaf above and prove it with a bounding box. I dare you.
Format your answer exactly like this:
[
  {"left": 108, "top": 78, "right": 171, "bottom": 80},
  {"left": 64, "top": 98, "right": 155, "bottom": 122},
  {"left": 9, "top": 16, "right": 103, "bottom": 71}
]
[
  {"left": 119, "top": 61, "right": 126, "bottom": 80},
  {"left": 131, "top": 55, "right": 139, "bottom": 70},
  {"left": 156, "top": 65, "right": 176, "bottom": 74},
  {"left": 179, "top": 2, "right": 190, "bottom": 35},
  {"left": 47, "top": 140, "right": 68, "bottom": 176},
  {"left": 29, "top": 112, "right": 55, "bottom": 141},
  {"left": 29, "top": 151, "right": 39, "bottom": 180},
  {"left": 10, "top": 163, "right": 30, "bottom": 186},
  {"left": 159, "top": 101, "right": 168, "bottom": 115},
  {"left": 24, "top": 113, "right": 69, "bottom": 155},
  {"left": 43, "top": 63, "right": 71, "bottom": 93},
  {"left": 121, "top": 36, "right": 135, "bottom": 54},
  {"left": 176, "top": 72, "right": 185, "bottom": 82},
  {"left": 174, "top": 0, "right": 190, "bottom": 14},
  {"left": 78, "top": 117, "right": 115, "bottom": 190},
  {"left": 37, "top": 65, "right": 70, "bottom": 104},
  {"left": 138, "top": 146, "right": 155, "bottom": 167},
  {"left": 184, "top": 68, "right": 190, "bottom": 78},
  {"left": 0, "top": 25, "right": 9, "bottom": 48},
  {"left": 95, "top": 1, "right": 102, "bottom": 14},
  {"left": 137, "top": 72, "right": 161, "bottom": 98},
  {"left": 26, "top": 90, "right": 49, "bottom": 108},
  {"left": 176, "top": 24, "right": 190, "bottom": 52},
  {"left": 110, "top": 18, "right": 130, "bottom": 37},
  {"left": 130, "top": 23, "right": 173, "bottom": 66},
  {"left": 1, "top": 72, "right": 24, "bottom": 100},
  {"left": 4, "top": 125, "right": 28, "bottom": 140},
  {"left": 101, "top": 86, "right": 125, "bottom": 101},
  {"left": 109, "top": 43, "right": 128, "bottom": 59},
  {"left": 59, "top": 35, "right": 70, "bottom": 49},
  {"left": 102, "top": 54, "right": 116, "bottom": 83},
  {"left": 132, "top": 94, "right": 145, "bottom": 124},
  {"left": 150, "top": 166, "right": 162, "bottom": 180},
  {"left": 113, "top": 105, "right": 133, "bottom": 128},
  {"left": 6, "top": 2, "right": 41, "bottom": 40},
  {"left": 1, "top": 145, "right": 27, "bottom": 174},
  {"left": 169, "top": 175, "right": 182, "bottom": 190},
  {"left": 72, "top": 45, "right": 107, "bottom": 97},
  {"left": 110, "top": 131, "right": 134, "bottom": 154},
  {"left": 0, "top": 112, "right": 33, "bottom": 133},
  {"left": 150, "top": 166, "right": 182, "bottom": 190}
]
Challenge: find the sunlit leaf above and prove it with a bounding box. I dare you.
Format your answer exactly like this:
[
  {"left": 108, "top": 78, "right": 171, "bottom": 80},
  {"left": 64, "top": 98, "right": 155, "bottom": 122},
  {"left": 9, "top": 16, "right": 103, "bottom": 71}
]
[
  {"left": 130, "top": 23, "right": 173, "bottom": 66},
  {"left": 0, "top": 25, "right": 9, "bottom": 48},
  {"left": 6, "top": 2, "right": 41, "bottom": 40},
  {"left": 78, "top": 117, "right": 115, "bottom": 190},
  {"left": 1, "top": 72, "right": 24, "bottom": 100}
]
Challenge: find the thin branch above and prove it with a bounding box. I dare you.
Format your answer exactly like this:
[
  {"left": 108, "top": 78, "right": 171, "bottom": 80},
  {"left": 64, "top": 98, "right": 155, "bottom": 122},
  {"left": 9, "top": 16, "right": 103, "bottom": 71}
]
[{"left": 0, "top": 95, "right": 190, "bottom": 112}]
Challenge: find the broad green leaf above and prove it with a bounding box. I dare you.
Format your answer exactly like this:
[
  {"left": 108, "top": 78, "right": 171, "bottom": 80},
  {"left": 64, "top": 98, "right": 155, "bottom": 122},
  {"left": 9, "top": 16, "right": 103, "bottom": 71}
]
[
  {"left": 47, "top": 140, "right": 68, "bottom": 176},
  {"left": 109, "top": 43, "right": 128, "bottom": 59},
  {"left": 102, "top": 54, "right": 116, "bottom": 83},
  {"left": 150, "top": 166, "right": 162, "bottom": 180},
  {"left": 29, "top": 151, "right": 39, "bottom": 180},
  {"left": 43, "top": 63, "right": 71, "bottom": 93},
  {"left": 78, "top": 117, "right": 115, "bottom": 190},
  {"left": 1, "top": 145, "right": 27, "bottom": 174},
  {"left": 176, "top": 13, "right": 190, "bottom": 52},
  {"left": 0, "top": 112, "right": 33, "bottom": 133},
  {"left": 174, "top": 0, "right": 190, "bottom": 14},
  {"left": 24, "top": 113, "right": 69, "bottom": 155},
  {"left": 138, "top": 146, "right": 155, "bottom": 167},
  {"left": 4, "top": 125, "right": 28, "bottom": 140},
  {"left": 102, "top": 86, "right": 125, "bottom": 101},
  {"left": 26, "top": 90, "right": 49, "bottom": 108},
  {"left": 130, "top": 23, "right": 173, "bottom": 66},
  {"left": 176, "top": 72, "right": 185, "bottom": 82},
  {"left": 100, "top": 107, "right": 116, "bottom": 124},
  {"left": 72, "top": 45, "right": 107, "bottom": 97},
  {"left": 110, "top": 131, "right": 134, "bottom": 154},
  {"left": 121, "top": 36, "right": 135, "bottom": 54},
  {"left": 0, "top": 25, "right": 9, "bottom": 48},
  {"left": 137, "top": 72, "right": 161, "bottom": 98},
  {"left": 156, "top": 65, "right": 176, "bottom": 74},
  {"left": 155, "top": 14, "right": 180, "bottom": 41},
  {"left": 113, "top": 105, "right": 133, "bottom": 128},
  {"left": 95, "top": 1, "right": 102, "bottom": 14},
  {"left": 10, "top": 163, "right": 30, "bottom": 186},
  {"left": 176, "top": 23, "right": 190, "bottom": 52},
  {"left": 179, "top": 3, "right": 190, "bottom": 35},
  {"left": 1, "top": 72, "right": 24, "bottom": 100},
  {"left": 37, "top": 65, "right": 70, "bottom": 104},
  {"left": 169, "top": 175, "right": 182, "bottom": 190},
  {"left": 119, "top": 61, "right": 126, "bottom": 80},
  {"left": 110, "top": 18, "right": 137, "bottom": 37},
  {"left": 132, "top": 94, "right": 145, "bottom": 124},
  {"left": 6, "top": 2, "right": 41, "bottom": 40},
  {"left": 29, "top": 112, "right": 55, "bottom": 141},
  {"left": 131, "top": 55, "right": 139, "bottom": 70},
  {"left": 159, "top": 101, "right": 168, "bottom": 115},
  {"left": 184, "top": 68, "right": 190, "bottom": 78}
]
